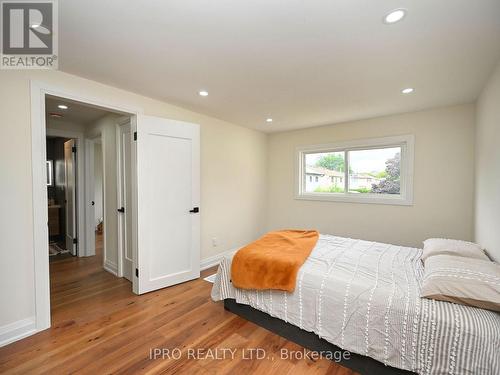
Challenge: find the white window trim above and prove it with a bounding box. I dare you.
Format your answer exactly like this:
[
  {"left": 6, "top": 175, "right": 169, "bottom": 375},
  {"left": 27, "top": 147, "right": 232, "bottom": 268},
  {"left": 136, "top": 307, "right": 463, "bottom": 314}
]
[{"left": 295, "top": 135, "right": 414, "bottom": 206}]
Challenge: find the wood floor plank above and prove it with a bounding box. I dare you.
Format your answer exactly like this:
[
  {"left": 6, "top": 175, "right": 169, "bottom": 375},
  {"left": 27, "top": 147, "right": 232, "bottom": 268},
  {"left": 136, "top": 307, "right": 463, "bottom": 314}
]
[{"left": 0, "top": 234, "right": 359, "bottom": 375}]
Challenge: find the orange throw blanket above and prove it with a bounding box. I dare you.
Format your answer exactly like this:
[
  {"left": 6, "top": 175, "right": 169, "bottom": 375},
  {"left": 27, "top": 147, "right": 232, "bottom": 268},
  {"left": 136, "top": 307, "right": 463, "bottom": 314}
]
[{"left": 231, "top": 230, "right": 319, "bottom": 292}]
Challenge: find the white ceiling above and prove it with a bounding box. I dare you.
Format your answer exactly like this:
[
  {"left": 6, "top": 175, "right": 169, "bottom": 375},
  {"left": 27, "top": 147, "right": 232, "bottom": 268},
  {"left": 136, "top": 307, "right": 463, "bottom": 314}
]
[
  {"left": 45, "top": 95, "right": 113, "bottom": 124},
  {"left": 59, "top": 0, "right": 500, "bottom": 132}
]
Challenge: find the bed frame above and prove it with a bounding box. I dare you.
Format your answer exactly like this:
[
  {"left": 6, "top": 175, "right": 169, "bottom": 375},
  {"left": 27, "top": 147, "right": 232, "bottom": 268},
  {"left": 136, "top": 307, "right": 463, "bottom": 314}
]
[{"left": 224, "top": 299, "right": 415, "bottom": 375}]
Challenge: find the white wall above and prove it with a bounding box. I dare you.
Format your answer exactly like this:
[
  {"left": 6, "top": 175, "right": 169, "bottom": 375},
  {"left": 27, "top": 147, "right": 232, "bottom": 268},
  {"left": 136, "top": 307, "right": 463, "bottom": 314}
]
[
  {"left": 475, "top": 61, "right": 500, "bottom": 262},
  {"left": 0, "top": 70, "right": 267, "bottom": 334},
  {"left": 46, "top": 118, "right": 86, "bottom": 133},
  {"left": 94, "top": 142, "right": 103, "bottom": 227},
  {"left": 267, "top": 104, "right": 476, "bottom": 248}
]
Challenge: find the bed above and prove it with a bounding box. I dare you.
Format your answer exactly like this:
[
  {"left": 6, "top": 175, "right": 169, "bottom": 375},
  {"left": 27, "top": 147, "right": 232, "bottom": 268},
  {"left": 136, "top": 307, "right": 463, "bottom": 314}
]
[{"left": 211, "top": 234, "right": 500, "bottom": 375}]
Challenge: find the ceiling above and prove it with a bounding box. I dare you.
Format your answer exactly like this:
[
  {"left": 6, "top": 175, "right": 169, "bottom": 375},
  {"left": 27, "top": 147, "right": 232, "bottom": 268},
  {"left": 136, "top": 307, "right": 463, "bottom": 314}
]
[
  {"left": 59, "top": 0, "right": 500, "bottom": 132},
  {"left": 45, "top": 95, "right": 113, "bottom": 124}
]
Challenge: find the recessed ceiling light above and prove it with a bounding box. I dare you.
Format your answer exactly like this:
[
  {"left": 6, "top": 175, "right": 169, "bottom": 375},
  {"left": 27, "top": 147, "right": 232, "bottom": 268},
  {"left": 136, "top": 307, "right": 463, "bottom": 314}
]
[
  {"left": 401, "top": 88, "right": 414, "bottom": 94},
  {"left": 266, "top": 118, "right": 273, "bottom": 123},
  {"left": 384, "top": 9, "right": 407, "bottom": 24},
  {"left": 198, "top": 90, "right": 208, "bottom": 97},
  {"left": 57, "top": 104, "right": 68, "bottom": 110}
]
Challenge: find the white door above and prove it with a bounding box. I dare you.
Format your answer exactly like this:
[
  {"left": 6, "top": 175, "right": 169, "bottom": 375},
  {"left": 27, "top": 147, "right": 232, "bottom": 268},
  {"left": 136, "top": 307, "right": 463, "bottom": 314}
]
[
  {"left": 135, "top": 115, "right": 200, "bottom": 294},
  {"left": 64, "top": 139, "right": 77, "bottom": 256},
  {"left": 84, "top": 139, "right": 96, "bottom": 257},
  {"left": 118, "top": 121, "right": 133, "bottom": 281}
]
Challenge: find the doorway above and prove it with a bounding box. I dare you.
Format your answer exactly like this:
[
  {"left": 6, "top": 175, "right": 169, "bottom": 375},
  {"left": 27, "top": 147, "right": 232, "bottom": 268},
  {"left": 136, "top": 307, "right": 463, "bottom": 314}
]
[
  {"left": 85, "top": 134, "right": 105, "bottom": 263},
  {"left": 31, "top": 83, "right": 201, "bottom": 336},
  {"left": 46, "top": 136, "right": 76, "bottom": 258},
  {"left": 63, "top": 139, "right": 78, "bottom": 254},
  {"left": 44, "top": 95, "right": 136, "bottom": 332},
  {"left": 93, "top": 138, "right": 104, "bottom": 255}
]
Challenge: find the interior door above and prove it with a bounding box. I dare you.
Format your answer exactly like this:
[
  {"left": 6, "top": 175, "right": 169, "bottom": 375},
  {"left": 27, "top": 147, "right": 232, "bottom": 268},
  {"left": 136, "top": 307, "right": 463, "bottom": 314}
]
[
  {"left": 135, "top": 115, "right": 200, "bottom": 294},
  {"left": 118, "top": 121, "right": 133, "bottom": 281},
  {"left": 84, "top": 139, "right": 96, "bottom": 257},
  {"left": 64, "top": 139, "right": 77, "bottom": 256}
]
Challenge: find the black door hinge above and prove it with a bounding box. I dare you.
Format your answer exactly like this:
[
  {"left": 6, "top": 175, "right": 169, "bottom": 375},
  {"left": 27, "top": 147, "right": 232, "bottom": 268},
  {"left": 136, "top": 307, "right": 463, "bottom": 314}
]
[
  {"left": 135, "top": 268, "right": 139, "bottom": 277},
  {"left": 73, "top": 238, "right": 78, "bottom": 244},
  {"left": 72, "top": 146, "right": 77, "bottom": 153},
  {"left": 133, "top": 131, "right": 137, "bottom": 141}
]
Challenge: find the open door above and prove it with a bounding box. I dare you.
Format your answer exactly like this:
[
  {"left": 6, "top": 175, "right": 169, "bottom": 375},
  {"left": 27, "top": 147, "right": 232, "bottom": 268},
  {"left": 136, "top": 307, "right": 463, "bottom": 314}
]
[
  {"left": 64, "top": 139, "right": 77, "bottom": 256},
  {"left": 84, "top": 139, "right": 96, "bottom": 257},
  {"left": 118, "top": 120, "right": 133, "bottom": 281},
  {"left": 134, "top": 115, "right": 200, "bottom": 294}
]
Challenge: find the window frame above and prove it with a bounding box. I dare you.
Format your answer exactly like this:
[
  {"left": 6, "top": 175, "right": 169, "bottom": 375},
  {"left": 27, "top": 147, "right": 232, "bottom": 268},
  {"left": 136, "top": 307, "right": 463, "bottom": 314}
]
[{"left": 295, "top": 135, "right": 414, "bottom": 205}]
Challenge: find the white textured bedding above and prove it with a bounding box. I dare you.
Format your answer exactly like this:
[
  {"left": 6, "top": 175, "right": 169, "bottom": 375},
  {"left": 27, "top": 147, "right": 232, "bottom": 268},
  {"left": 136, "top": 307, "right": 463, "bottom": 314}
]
[{"left": 211, "top": 234, "right": 500, "bottom": 375}]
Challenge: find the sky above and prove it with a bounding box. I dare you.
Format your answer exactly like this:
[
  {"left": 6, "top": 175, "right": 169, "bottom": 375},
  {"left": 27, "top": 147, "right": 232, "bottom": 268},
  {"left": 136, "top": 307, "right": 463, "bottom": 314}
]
[
  {"left": 306, "top": 147, "right": 400, "bottom": 173},
  {"left": 349, "top": 147, "right": 400, "bottom": 173}
]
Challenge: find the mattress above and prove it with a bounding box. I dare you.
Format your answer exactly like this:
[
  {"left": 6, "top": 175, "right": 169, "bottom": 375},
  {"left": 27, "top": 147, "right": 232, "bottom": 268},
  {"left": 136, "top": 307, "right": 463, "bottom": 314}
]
[{"left": 211, "top": 234, "right": 500, "bottom": 375}]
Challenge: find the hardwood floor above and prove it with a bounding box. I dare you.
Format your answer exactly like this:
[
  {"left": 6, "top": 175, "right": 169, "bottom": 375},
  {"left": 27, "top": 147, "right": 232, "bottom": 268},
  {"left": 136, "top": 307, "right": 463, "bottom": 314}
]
[{"left": 0, "top": 235, "right": 358, "bottom": 375}]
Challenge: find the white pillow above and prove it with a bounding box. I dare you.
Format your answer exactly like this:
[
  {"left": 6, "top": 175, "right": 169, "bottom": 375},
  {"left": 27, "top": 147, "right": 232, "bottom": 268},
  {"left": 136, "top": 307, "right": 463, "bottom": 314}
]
[
  {"left": 422, "top": 238, "right": 489, "bottom": 261},
  {"left": 421, "top": 255, "right": 500, "bottom": 312}
]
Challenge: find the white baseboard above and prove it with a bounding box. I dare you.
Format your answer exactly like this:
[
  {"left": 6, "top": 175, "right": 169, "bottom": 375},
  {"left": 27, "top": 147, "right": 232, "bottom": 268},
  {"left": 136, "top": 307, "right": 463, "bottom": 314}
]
[
  {"left": 200, "top": 247, "right": 238, "bottom": 271},
  {"left": 0, "top": 317, "right": 36, "bottom": 347},
  {"left": 104, "top": 260, "right": 118, "bottom": 276}
]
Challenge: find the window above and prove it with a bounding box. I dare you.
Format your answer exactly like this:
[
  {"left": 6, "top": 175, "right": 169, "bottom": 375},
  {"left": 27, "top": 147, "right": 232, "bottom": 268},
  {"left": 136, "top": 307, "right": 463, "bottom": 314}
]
[{"left": 296, "top": 135, "right": 414, "bottom": 205}]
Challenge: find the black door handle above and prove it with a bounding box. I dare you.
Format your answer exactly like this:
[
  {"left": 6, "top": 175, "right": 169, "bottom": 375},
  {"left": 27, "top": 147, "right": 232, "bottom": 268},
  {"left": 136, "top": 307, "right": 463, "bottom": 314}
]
[
  {"left": 117, "top": 207, "right": 125, "bottom": 213},
  {"left": 189, "top": 207, "right": 199, "bottom": 213}
]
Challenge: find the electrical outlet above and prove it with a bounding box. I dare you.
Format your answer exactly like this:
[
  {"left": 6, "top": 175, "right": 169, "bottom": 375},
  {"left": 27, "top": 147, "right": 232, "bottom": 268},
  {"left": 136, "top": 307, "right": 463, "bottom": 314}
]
[{"left": 212, "top": 237, "right": 218, "bottom": 247}]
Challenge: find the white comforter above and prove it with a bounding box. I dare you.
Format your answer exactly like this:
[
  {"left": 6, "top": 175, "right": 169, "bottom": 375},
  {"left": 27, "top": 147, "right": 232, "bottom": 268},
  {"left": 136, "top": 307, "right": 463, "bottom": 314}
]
[{"left": 211, "top": 234, "right": 500, "bottom": 375}]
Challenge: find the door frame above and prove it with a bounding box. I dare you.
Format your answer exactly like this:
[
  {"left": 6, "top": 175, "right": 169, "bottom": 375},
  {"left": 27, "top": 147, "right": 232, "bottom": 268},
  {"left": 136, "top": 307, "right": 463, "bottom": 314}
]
[
  {"left": 46, "top": 128, "right": 84, "bottom": 257},
  {"left": 30, "top": 80, "right": 142, "bottom": 333}
]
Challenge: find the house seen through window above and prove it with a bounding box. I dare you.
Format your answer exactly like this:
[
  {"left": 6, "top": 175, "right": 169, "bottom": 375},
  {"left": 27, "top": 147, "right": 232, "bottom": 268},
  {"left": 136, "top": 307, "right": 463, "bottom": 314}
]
[{"left": 298, "top": 135, "right": 413, "bottom": 205}]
